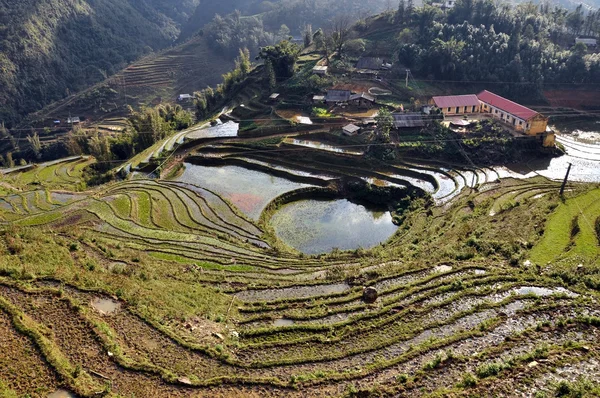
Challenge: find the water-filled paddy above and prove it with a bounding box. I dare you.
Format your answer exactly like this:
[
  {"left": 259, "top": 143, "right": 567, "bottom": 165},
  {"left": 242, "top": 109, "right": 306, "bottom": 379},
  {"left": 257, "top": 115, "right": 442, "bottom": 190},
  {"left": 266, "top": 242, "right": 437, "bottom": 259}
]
[
  {"left": 285, "top": 139, "right": 364, "bottom": 155},
  {"left": 271, "top": 199, "right": 398, "bottom": 254},
  {"left": 175, "top": 163, "right": 313, "bottom": 220}
]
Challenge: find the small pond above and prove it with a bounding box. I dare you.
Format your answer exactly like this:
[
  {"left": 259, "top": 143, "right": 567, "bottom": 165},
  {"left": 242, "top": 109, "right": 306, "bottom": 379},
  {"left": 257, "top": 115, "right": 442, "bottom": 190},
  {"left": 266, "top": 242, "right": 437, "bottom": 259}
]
[
  {"left": 91, "top": 297, "right": 121, "bottom": 314},
  {"left": 174, "top": 163, "right": 313, "bottom": 220},
  {"left": 271, "top": 199, "right": 398, "bottom": 254}
]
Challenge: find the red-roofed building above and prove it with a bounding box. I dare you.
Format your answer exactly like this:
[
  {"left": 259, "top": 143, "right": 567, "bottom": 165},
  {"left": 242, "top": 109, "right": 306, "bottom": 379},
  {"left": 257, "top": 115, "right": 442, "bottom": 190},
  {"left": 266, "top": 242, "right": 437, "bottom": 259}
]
[
  {"left": 430, "top": 94, "right": 480, "bottom": 116},
  {"left": 477, "top": 90, "right": 548, "bottom": 135}
]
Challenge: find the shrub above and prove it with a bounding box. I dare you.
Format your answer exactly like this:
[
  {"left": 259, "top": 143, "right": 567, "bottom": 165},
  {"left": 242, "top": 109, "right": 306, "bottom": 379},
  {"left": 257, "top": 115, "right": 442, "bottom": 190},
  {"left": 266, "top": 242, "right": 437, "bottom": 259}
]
[
  {"left": 460, "top": 372, "right": 477, "bottom": 387},
  {"left": 476, "top": 362, "right": 502, "bottom": 378},
  {"left": 424, "top": 354, "right": 443, "bottom": 370},
  {"left": 570, "top": 216, "right": 580, "bottom": 238}
]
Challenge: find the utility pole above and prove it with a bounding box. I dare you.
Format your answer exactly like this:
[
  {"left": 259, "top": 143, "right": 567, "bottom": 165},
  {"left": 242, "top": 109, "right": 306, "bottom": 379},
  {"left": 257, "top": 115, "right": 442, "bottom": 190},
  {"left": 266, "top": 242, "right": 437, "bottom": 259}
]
[
  {"left": 560, "top": 162, "right": 572, "bottom": 197},
  {"left": 405, "top": 69, "right": 410, "bottom": 88}
]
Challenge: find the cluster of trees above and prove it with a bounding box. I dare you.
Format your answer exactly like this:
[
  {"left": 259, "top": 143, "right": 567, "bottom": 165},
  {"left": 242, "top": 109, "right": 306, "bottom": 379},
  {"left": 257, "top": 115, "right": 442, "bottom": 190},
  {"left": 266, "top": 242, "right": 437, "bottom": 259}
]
[
  {"left": 393, "top": 0, "right": 600, "bottom": 96},
  {"left": 205, "top": 11, "right": 294, "bottom": 57},
  {"left": 66, "top": 104, "right": 193, "bottom": 173},
  {"left": 194, "top": 48, "right": 253, "bottom": 118},
  {"left": 194, "top": 41, "right": 300, "bottom": 119}
]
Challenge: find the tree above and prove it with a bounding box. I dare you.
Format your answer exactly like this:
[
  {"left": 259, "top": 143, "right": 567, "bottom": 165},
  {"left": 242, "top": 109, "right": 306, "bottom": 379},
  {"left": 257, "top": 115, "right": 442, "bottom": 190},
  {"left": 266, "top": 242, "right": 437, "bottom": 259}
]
[
  {"left": 257, "top": 40, "right": 300, "bottom": 79},
  {"left": 238, "top": 48, "right": 251, "bottom": 76},
  {"left": 314, "top": 29, "right": 334, "bottom": 62},
  {"left": 375, "top": 108, "right": 393, "bottom": 143},
  {"left": 0, "top": 123, "right": 16, "bottom": 150},
  {"left": 406, "top": 0, "right": 414, "bottom": 22},
  {"left": 303, "top": 24, "right": 313, "bottom": 48},
  {"left": 566, "top": 5, "right": 585, "bottom": 35},
  {"left": 396, "top": 0, "right": 406, "bottom": 25},
  {"left": 6, "top": 152, "right": 14, "bottom": 168},
  {"left": 194, "top": 92, "right": 208, "bottom": 119},
  {"left": 26, "top": 132, "right": 42, "bottom": 160},
  {"left": 331, "top": 14, "right": 352, "bottom": 57},
  {"left": 345, "top": 39, "right": 366, "bottom": 57},
  {"left": 265, "top": 59, "right": 277, "bottom": 90}
]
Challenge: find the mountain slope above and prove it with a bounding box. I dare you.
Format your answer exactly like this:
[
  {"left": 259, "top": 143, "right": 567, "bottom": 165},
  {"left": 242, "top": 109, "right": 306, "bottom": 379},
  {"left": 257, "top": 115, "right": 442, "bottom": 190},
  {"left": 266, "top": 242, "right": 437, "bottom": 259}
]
[
  {"left": 21, "top": 34, "right": 233, "bottom": 130},
  {"left": 0, "top": 0, "right": 199, "bottom": 126}
]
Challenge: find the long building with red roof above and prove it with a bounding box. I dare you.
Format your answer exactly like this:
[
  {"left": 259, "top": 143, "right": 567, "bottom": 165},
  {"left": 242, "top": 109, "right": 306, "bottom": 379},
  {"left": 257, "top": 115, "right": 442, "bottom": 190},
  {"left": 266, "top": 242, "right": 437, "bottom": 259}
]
[
  {"left": 477, "top": 90, "right": 548, "bottom": 135},
  {"left": 430, "top": 90, "right": 548, "bottom": 135}
]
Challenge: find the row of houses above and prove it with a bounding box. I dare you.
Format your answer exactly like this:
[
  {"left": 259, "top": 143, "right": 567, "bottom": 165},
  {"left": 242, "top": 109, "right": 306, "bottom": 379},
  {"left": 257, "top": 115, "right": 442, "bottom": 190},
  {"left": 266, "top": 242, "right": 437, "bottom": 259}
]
[
  {"left": 431, "top": 90, "right": 548, "bottom": 135},
  {"left": 315, "top": 89, "right": 377, "bottom": 108},
  {"left": 342, "top": 113, "right": 426, "bottom": 136}
]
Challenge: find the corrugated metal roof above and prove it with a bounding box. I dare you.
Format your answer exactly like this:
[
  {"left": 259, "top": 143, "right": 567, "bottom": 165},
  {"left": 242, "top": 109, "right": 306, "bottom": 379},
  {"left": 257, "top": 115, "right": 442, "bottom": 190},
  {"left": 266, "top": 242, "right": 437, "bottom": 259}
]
[
  {"left": 343, "top": 124, "right": 361, "bottom": 133},
  {"left": 432, "top": 94, "right": 480, "bottom": 109},
  {"left": 392, "top": 113, "right": 425, "bottom": 128},
  {"left": 349, "top": 92, "right": 375, "bottom": 102},
  {"left": 326, "top": 90, "right": 351, "bottom": 102},
  {"left": 477, "top": 90, "right": 538, "bottom": 121}
]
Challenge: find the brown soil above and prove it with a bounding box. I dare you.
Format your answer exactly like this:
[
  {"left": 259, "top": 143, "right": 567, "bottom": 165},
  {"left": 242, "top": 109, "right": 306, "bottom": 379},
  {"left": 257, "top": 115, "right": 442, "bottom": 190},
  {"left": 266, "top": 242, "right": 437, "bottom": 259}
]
[
  {"left": 332, "top": 81, "right": 387, "bottom": 93},
  {"left": 544, "top": 89, "right": 600, "bottom": 109},
  {"left": 0, "top": 310, "right": 59, "bottom": 397}
]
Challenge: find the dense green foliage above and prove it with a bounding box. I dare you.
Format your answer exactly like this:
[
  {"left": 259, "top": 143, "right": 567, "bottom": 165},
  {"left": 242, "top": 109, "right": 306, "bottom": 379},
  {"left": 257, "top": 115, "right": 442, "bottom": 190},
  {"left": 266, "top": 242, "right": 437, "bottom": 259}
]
[
  {"left": 67, "top": 104, "right": 192, "bottom": 174},
  {"left": 194, "top": 49, "right": 253, "bottom": 119},
  {"left": 181, "top": 0, "right": 391, "bottom": 42},
  {"left": 205, "top": 11, "right": 293, "bottom": 57},
  {"left": 257, "top": 41, "right": 301, "bottom": 79},
  {"left": 394, "top": 0, "right": 600, "bottom": 96}
]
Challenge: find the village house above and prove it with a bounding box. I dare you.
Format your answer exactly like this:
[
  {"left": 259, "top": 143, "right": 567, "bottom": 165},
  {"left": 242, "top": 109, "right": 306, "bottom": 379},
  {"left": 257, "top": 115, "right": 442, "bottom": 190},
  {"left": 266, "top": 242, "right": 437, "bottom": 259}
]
[
  {"left": 342, "top": 124, "right": 361, "bottom": 136},
  {"left": 325, "top": 89, "right": 351, "bottom": 104},
  {"left": 432, "top": 0, "right": 456, "bottom": 8},
  {"left": 312, "top": 65, "right": 328, "bottom": 76},
  {"left": 575, "top": 36, "right": 597, "bottom": 47},
  {"left": 178, "top": 93, "right": 192, "bottom": 101},
  {"left": 312, "top": 95, "right": 325, "bottom": 104},
  {"left": 349, "top": 92, "right": 376, "bottom": 108},
  {"left": 269, "top": 93, "right": 280, "bottom": 103},
  {"left": 431, "top": 94, "right": 480, "bottom": 116},
  {"left": 477, "top": 90, "right": 548, "bottom": 135},
  {"left": 67, "top": 116, "right": 80, "bottom": 124},
  {"left": 392, "top": 113, "right": 426, "bottom": 129}
]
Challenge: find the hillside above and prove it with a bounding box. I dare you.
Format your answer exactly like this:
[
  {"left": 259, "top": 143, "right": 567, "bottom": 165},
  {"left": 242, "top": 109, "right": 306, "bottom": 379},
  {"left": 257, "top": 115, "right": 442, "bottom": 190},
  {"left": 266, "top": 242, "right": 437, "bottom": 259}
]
[
  {"left": 0, "top": 0, "right": 201, "bottom": 126},
  {"left": 21, "top": 35, "right": 233, "bottom": 131}
]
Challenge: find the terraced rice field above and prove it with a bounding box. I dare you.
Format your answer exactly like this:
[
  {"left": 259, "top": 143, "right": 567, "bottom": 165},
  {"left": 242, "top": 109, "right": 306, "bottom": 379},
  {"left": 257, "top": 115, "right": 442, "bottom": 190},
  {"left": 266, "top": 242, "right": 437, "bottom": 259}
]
[{"left": 0, "top": 136, "right": 599, "bottom": 397}]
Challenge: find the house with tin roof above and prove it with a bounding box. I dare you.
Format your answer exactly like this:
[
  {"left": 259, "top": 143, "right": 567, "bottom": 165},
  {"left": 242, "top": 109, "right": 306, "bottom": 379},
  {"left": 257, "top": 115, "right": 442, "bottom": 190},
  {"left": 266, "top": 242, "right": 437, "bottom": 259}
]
[
  {"left": 349, "top": 92, "right": 376, "bottom": 108},
  {"left": 392, "top": 113, "right": 426, "bottom": 129},
  {"left": 325, "top": 89, "right": 351, "bottom": 103}
]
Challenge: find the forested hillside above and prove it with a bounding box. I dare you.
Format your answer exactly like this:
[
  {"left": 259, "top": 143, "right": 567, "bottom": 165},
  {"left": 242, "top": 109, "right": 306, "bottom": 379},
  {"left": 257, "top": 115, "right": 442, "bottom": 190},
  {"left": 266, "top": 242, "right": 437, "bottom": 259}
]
[
  {"left": 179, "top": 0, "right": 393, "bottom": 41},
  {"left": 364, "top": 0, "right": 600, "bottom": 99},
  {"left": 0, "top": 0, "right": 200, "bottom": 126}
]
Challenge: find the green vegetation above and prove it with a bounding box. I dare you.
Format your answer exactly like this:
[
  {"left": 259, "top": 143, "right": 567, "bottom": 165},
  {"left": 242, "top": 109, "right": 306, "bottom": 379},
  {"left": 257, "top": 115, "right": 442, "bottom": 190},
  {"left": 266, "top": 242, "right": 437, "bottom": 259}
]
[
  {"left": 394, "top": 0, "right": 600, "bottom": 98},
  {"left": 531, "top": 188, "right": 600, "bottom": 264},
  {"left": 0, "top": 1, "right": 600, "bottom": 396}
]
